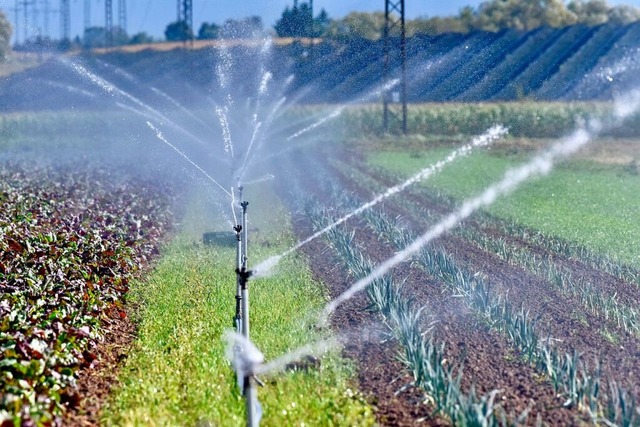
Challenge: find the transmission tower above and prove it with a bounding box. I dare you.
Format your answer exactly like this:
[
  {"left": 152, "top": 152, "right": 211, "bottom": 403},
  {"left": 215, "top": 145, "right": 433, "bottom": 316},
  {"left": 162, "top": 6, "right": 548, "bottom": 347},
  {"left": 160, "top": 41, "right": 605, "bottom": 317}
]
[
  {"left": 19, "top": 0, "right": 34, "bottom": 42},
  {"left": 42, "top": 0, "right": 50, "bottom": 37},
  {"left": 382, "top": 0, "right": 407, "bottom": 134},
  {"left": 11, "top": 0, "right": 20, "bottom": 43},
  {"left": 59, "top": 0, "right": 70, "bottom": 41},
  {"left": 118, "top": 0, "right": 126, "bottom": 34},
  {"left": 105, "top": 0, "right": 113, "bottom": 46},
  {"left": 83, "top": 0, "right": 90, "bottom": 30},
  {"left": 177, "top": 0, "right": 193, "bottom": 43}
]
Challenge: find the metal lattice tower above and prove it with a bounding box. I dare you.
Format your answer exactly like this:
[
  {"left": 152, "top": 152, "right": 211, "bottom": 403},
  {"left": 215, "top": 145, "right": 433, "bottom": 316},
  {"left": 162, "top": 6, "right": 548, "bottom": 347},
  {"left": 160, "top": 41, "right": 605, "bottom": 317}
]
[
  {"left": 105, "top": 0, "right": 113, "bottom": 45},
  {"left": 60, "top": 0, "right": 70, "bottom": 41},
  {"left": 42, "top": 0, "right": 50, "bottom": 37},
  {"left": 12, "top": 0, "right": 20, "bottom": 43},
  {"left": 118, "top": 0, "right": 126, "bottom": 34},
  {"left": 84, "top": 0, "right": 90, "bottom": 30},
  {"left": 383, "top": 0, "right": 407, "bottom": 134},
  {"left": 177, "top": 0, "right": 193, "bottom": 43},
  {"left": 20, "top": 0, "right": 34, "bottom": 42}
]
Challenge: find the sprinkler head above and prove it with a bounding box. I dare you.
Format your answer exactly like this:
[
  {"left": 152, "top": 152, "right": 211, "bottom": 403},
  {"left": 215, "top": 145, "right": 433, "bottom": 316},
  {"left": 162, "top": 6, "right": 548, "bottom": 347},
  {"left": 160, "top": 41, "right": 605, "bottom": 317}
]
[
  {"left": 241, "top": 201, "right": 249, "bottom": 210},
  {"left": 233, "top": 225, "right": 243, "bottom": 234},
  {"left": 236, "top": 267, "right": 253, "bottom": 282}
]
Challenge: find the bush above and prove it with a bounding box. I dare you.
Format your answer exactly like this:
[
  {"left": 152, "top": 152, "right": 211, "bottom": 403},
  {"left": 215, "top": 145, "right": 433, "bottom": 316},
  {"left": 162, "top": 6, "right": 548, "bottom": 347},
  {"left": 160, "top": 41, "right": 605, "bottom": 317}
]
[{"left": 0, "top": 10, "right": 12, "bottom": 61}]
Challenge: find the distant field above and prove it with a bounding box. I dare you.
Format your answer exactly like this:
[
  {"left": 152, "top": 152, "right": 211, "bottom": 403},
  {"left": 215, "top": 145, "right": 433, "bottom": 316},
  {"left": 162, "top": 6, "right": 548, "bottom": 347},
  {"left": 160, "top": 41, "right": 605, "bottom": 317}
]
[{"left": 367, "top": 139, "right": 640, "bottom": 267}]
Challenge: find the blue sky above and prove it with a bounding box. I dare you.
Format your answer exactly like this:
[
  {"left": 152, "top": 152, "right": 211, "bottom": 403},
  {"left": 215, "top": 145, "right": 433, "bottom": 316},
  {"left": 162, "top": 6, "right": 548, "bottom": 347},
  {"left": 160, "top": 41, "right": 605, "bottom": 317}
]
[{"left": 1, "top": 0, "right": 640, "bottom": 43}]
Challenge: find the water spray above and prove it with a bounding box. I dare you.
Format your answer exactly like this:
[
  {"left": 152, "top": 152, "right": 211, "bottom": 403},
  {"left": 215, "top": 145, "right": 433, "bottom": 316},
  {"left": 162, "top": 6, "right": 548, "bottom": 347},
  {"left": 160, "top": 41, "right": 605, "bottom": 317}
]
[
  {"left": 319, "top": 123, "right": 601, "bottom": 323},
  {"left": 253, "top": 125, "right": 508, "bottom": 278},
  {"left": 226, "top": 332, "right": 262, "bottom": 427}
]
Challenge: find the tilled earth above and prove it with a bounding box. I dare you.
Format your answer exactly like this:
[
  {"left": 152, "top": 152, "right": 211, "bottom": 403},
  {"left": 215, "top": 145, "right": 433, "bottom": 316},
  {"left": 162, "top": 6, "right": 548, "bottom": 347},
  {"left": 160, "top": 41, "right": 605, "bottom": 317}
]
[{"left": 277, "top": 147, "right": 640, "bottom": 426}]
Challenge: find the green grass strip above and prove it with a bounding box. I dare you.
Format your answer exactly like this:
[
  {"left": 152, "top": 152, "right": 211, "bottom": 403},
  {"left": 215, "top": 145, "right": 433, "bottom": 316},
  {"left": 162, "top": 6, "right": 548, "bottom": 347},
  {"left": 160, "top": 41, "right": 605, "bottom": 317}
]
[
  {"left": 103, "top": 185, "right": 374, "bottom": 426},
  {"left": 368, "top": 147, "right": 640, "bottom": 268}
]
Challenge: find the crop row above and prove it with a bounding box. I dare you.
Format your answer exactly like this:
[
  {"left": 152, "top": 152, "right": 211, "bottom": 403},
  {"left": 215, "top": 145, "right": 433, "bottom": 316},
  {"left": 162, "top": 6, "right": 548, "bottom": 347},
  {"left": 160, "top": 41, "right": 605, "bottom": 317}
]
[
  {"left": 341, "top": 159, "right": 640, "bottom": 290},
  {"left": 0, "top": 165, "right": 174, "bottom": 425},
  {"left": 333, "top": 102, "right": 639, "bottom": 138},
  {"left": 494, "top": 25, "right": 598, "bottom": 100},
  {"left": 318, "top": 158, "right": 636, "bottom": 424},
  {"left": 458, "top": 229, "right": 640, "bottom": 337},
  {"left": 536, "top": 24, "right": 629, "bottom": 99},
  {"left": 300, "top": 197, "right": 515, "bottom": 426},
  {"left": 360, "top": 206, "right": 638, "bottom": 426}
]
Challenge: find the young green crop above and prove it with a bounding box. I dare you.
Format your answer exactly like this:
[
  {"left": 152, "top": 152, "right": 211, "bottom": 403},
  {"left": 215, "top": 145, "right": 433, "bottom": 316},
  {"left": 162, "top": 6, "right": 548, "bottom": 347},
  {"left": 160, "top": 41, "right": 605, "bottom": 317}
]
[{"left": 104, "top": 184, "right": 374, "bottom": 426}]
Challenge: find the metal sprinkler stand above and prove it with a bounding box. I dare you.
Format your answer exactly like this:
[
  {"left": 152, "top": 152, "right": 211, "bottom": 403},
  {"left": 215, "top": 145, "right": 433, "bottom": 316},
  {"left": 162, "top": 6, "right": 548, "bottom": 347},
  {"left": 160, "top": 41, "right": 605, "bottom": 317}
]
[
  {"left": 233, "top": 225, "right": 243, "bottom": 333},
  {"left": 236, "top": 268, "right": 252, "bottom": 338},
  {"left": 241, "top": 201, "right": 249, "bottom": 269},
  {"left": 236, "top": 267, "right": 259, "bottom": 426}
]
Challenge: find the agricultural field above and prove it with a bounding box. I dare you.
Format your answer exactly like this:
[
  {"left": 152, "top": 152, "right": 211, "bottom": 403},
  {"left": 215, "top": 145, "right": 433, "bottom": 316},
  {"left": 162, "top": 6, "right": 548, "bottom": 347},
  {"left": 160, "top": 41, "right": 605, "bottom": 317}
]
[
  {"left": 267, "top": 123, "right": 640, "bottom": 425},
  {"left": 1, "top": 44, "right": 640, "bottom": 426}
]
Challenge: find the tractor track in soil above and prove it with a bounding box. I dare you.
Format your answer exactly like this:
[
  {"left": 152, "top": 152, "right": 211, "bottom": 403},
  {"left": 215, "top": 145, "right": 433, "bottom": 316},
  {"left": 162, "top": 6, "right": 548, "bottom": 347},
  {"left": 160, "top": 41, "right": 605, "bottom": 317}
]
[
  {"left": 332, "top": 150, "right": 640, "bottom": 398},
  {"left": 278, "top": 152, "right": 585, "bottom": 425}
]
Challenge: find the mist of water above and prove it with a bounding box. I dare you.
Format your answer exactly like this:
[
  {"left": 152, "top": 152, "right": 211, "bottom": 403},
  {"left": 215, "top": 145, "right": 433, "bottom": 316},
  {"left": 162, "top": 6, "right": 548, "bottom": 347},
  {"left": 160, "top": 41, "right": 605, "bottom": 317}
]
[
  {"left": 253, "top": 125, "right": 508, "bottom": 278},
  {"left": 317, "top": 88, "right": 640, "bottom": 320},
  {"left": 285, "top": 78, "right": 401, "bottom": 142},
  {"left": 65, "top": 59, "right": 213, "bottom": 151},
  {"left": 216, "top": 104, "right": 234, "bottom": 157},
  {"left": 146, "top": 121, "right": 232, "bottom": 199}
]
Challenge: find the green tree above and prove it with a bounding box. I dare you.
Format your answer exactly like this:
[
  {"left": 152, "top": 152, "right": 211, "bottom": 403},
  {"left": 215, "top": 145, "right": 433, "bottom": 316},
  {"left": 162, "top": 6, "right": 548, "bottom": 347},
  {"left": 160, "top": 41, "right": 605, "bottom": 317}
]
[
  {"left": 274, "top": 2, "right": 327, "bottom": 37},
  {"left": 608, "top": 5, "right": 640, "bottom": 24},
  {"left": 165, "top": 21, "right": 192, "bottom": 41},
  {"left": 325, "top": 11, "right": 385, "bottom": 40},
  {"left": 198, "top": 22, "right": 219, "bottom": 40},
  {"left": 568, "top": 0, "right": 609, "bottom": 25},
  {"left": 129, "top": 32, "right": 154, "bottom": 44},
  {"left": 0, "top": 10, "right": 13, "bottom": 61},
  {"left": 82, "top": 26, "right": 107, "bottom": 48},
  {"left": 473, "top": 0, "right": 576, "bottom": 31},
  {"left": 221, "top": 16, "right": 263, "bottom": 38}
]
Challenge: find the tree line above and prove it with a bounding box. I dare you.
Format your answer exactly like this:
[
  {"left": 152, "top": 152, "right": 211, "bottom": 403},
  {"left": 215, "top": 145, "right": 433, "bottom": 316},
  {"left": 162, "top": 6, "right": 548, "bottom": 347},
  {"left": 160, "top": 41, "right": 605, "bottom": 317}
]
[
  {"left": 1, "top": 0, "right": 640, "bottom": 58},
  {"left": 177, "top": 0, "right": 640, "bottom": 42},
  {"left": 280, "top": 0, "right": 640, "bottom": 40}
]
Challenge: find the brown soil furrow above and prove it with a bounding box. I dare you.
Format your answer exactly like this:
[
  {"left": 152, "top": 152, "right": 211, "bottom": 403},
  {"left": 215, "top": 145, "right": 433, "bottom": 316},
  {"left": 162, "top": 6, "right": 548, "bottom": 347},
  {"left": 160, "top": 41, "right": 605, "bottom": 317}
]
[
  {"left": 286, "top": 153, "right": 584, "bottom": 425},
  {"left": 330, "top": 154, "right": 640, "bottom": 396}
]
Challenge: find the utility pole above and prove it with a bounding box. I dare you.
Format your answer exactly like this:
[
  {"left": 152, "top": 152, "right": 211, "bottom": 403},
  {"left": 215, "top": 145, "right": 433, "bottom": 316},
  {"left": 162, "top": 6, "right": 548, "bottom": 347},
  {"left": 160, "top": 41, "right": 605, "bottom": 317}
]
[
  {"left": 117, "top": 0, "right": 126, "bottom": 34},
  {"left": 383, "top": 0, "right": 407, "bottom": 134},
  {"left": 20, "top": 0, "right": 34, "bottom": 43},
  {"left": 83, "top": 0, "right": 90, "bottom": 31},
  {"left": 177, "top": 0, "right": 193, "bottom": 44},
  {"left": 42, "top": 0, "right": 50, "bottom": 38},
  {"left": 11, "top": 0, "right": 20, "bottom": 44},
  {"left": 59, "top": 0, "right": 70, "bottom": 41},
  {"left": 105, "top": 0, "right": 113, "bottom": 46}
]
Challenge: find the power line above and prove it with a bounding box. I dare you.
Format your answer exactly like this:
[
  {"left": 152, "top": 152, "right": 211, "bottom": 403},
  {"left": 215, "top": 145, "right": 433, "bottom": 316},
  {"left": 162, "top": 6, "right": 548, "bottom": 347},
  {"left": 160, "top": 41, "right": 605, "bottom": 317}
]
[
  {"left": 59, "top": 0, "right": 70, "bottom": 41},
  {"left": 383, "top": 0, "right": 407, "bottom": 134},
  {"left": 84, "top": 0, "right": 90, "bottom": 30},
  {"left": 105, "top": 0, "right": 113, "bottom": 45},
  {"left": 118, "top": 0, "right": 126, "bottom": 33},
  {"left": 177, "top": 0, "right": 193, "bottom": 44}
]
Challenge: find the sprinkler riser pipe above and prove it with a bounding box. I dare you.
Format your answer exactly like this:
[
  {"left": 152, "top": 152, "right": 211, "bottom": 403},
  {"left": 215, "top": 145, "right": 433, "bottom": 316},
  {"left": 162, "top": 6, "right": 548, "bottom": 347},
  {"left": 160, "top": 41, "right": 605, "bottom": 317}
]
[
  {"left": 234, "top": 226, "right": 243, "bottom": 331},
  {"left": 244, "top": 375, "right": 258, "bottom": 427},
  {"left": 242, "top": 282, "right": 250, "bottom": 338},
  {"left": 241, "top": 201, "right": 249, "bottom": 269}
]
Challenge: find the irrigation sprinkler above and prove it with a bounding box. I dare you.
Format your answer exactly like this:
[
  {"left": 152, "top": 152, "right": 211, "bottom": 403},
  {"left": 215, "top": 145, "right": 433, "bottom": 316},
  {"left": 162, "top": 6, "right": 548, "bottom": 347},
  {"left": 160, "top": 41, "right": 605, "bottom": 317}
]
[{"left": 234, "top": 224, "right": 243, "bottom": 333}]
